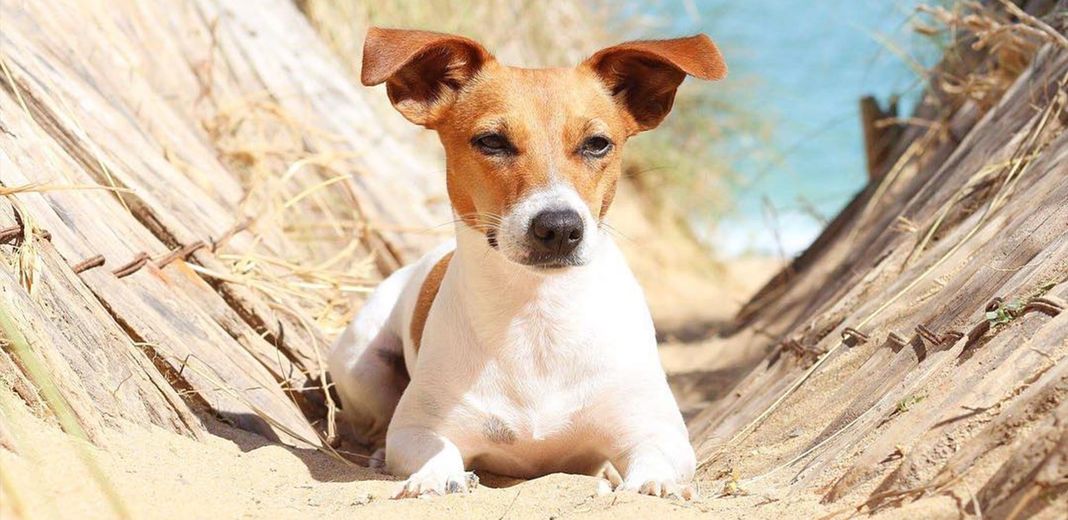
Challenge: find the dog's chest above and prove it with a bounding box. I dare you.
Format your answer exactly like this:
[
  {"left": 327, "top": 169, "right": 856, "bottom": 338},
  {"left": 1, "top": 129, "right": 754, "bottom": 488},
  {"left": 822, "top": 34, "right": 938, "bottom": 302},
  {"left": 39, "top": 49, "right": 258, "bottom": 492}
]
[
  {"left": 450, "top": 319, "right": 612, "bottom": 472},
  {"left": 413, "top": 246, "right": 654, "bottom": 474},
  {"left": 455, "top": 361, "right": 607, "bottom": 475}
]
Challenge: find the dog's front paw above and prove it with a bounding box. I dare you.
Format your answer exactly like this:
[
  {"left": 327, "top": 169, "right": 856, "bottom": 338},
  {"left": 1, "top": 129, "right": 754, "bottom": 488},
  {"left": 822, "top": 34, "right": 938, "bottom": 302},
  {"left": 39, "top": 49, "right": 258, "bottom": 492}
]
[
  {"left": 393, "top": 470, "right": 479, "bottom": 499},
  {"left": 618, "top": 479, "right": 697, "bottom": 501}
]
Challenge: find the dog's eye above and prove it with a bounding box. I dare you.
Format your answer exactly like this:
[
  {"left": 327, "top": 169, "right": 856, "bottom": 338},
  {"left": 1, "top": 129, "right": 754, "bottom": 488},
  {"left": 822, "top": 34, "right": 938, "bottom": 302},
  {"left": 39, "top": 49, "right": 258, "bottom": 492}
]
[
  {"left": 472, "top": 133, "right": 515, "bottom": 156},
  {"left": 580, "top": 136, "right": 613, "bottom": 158}
]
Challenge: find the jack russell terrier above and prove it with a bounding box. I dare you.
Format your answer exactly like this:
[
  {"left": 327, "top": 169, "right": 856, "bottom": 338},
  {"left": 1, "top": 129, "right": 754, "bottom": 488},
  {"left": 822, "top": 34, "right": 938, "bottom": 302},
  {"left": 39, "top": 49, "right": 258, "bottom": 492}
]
[{"left": 329, "top": 27, "right": 727, "bottom": 499}]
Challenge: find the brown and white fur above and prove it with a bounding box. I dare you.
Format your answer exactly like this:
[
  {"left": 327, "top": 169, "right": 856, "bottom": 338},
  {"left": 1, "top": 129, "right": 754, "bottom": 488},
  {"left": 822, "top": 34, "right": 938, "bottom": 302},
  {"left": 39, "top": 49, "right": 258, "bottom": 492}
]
[{"left": 329, "top": 27, "right": 727, "bottom": 499}]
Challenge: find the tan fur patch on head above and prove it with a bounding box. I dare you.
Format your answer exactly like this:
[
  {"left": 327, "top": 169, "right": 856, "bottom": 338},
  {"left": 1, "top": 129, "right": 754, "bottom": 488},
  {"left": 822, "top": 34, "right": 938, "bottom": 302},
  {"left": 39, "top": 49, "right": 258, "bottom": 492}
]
[
  {"left": 438, "top": 66, "right": 629, "bottom": 228},
  {"left": 410, "top": 252, "right": 453, "bottom": 353}
]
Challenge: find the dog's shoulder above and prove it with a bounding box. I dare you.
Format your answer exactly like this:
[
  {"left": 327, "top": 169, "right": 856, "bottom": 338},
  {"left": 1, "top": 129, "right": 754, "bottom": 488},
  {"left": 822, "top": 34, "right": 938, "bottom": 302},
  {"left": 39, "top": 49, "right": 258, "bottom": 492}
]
[{"left": 410, "top": 250, "right": 453, "bottom": 353}]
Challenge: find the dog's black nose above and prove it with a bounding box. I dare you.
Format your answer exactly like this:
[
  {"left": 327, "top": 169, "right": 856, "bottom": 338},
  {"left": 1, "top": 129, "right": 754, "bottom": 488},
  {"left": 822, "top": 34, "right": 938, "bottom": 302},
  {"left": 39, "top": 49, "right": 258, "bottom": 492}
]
[{"left": 528, "top": 209, "right": 584, "bottom": 256}]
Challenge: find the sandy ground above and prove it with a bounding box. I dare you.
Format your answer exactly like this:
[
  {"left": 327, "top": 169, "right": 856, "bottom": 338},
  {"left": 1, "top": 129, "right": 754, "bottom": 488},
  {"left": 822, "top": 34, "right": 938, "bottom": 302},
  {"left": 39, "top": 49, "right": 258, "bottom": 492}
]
[
  {"left": 0, "top": 342, "right": 840, "bottom": 520},
  {"left": 0, "top": 337, "right": 966, "bottom": 520},
  {"left": 0, "top": 259, "right": 975, "bottom": 520},
  {"left": 0, "top": 405, "right": 830, "bottom": 520}
]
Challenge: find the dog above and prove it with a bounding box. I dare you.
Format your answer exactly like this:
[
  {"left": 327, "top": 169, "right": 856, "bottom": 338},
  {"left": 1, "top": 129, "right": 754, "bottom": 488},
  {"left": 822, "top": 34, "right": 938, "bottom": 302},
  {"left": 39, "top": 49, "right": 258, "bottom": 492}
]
[{"left": 329, "top": 27, "right": 726, "bottom": 499}]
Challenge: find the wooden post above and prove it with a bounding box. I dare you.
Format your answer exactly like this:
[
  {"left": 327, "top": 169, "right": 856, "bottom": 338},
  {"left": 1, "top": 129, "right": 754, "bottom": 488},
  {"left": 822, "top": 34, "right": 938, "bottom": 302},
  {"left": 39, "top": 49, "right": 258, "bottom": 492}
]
[{"left": 860, "top": 95, "right": 902, "bottom": 181}]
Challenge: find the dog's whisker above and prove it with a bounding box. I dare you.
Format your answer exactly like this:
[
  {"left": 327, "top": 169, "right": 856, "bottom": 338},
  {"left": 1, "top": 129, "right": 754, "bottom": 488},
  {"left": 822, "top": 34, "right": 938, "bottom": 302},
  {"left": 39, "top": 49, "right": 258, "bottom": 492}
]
[
  {"left": 455, "top": 212, "right": 505, "bottom": 228},
  {"left": 598, "top": 221, "right": 627, "bottom": 238}
]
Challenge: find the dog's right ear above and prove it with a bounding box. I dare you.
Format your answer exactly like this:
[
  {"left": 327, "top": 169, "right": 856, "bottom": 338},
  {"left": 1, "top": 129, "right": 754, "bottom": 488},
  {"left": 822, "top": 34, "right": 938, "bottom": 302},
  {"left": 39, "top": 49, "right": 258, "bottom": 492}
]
[
  {"left": 584, "top": 35, "right": 726, "bottom": 134},
  {"left": 362, "top": 28, "right": 492, "bottom": 128}
]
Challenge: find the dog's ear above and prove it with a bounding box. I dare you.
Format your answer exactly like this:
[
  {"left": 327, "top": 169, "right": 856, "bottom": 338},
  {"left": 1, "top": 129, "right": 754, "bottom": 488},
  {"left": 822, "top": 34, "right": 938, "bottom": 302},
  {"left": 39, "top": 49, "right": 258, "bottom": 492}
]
[
  {"left": 362, "top": 27, "right": 492, "bottom": 127},
  {"left": 584, "top": 35, "right": 726, "bottom": 133}
]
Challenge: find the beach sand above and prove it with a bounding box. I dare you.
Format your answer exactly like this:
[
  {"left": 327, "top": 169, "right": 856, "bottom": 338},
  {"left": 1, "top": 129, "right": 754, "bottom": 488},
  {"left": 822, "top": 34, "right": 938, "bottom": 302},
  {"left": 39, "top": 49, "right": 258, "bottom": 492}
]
[{"left": 1, "top": 326, "right": 963, "bottom": 520}]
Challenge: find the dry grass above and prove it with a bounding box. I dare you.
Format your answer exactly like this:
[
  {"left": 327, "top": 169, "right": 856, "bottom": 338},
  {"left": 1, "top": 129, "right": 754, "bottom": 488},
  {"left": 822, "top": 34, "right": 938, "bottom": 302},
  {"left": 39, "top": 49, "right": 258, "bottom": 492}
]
[
  {"left": 300, "top": 0, "right": 605, "bottom": 69},
  {"left": 202, "top": 95, "right": 379, "bottom": 337},
  {"left": 193, "top": 92, "right": 404, "bottom": 450},
  {"left": 850, "top": 0, "right": 1062, "bottom": 247},
  {"left": 914, "top": 0, "right": 1063, "bottom": 110}
]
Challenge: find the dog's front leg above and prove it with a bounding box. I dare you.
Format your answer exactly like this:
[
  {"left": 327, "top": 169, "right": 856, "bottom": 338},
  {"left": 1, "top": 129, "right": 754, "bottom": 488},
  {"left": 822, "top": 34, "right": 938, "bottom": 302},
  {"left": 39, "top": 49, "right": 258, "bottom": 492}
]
[
  {"left": 612, "top": 434, "right": 697, "bottom": 500},
  {"left": 387, "top": 426, "right": 477, "bottom": 498}
]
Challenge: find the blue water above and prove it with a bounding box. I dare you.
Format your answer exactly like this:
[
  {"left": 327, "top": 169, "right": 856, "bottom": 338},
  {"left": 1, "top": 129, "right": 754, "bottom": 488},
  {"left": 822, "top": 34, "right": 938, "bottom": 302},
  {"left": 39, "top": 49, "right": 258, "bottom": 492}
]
[{"left": 635, "top": 1, "right": 932, "bottom": 256}]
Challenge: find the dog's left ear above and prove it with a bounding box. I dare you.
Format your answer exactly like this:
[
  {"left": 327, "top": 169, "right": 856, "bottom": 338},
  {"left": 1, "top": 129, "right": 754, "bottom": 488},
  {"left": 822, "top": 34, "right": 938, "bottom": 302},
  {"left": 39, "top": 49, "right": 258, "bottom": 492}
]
[
  {"left": 584, "top": 35, "right": 727, "bottom": 134},
  {"left": 362, "top": 27, "right": 492, "bottom": 127}
]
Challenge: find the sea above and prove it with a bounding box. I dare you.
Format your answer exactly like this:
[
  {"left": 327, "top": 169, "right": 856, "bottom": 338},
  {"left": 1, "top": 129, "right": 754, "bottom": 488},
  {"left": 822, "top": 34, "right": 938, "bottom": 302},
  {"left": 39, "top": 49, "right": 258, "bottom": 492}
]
[{"left": 631, "top": 0, "right": 938, "bottom": 256}]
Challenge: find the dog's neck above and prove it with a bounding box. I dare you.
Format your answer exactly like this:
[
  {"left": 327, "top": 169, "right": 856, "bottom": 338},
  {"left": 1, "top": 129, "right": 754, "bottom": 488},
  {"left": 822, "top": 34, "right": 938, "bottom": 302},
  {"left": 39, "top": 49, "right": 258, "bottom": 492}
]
[
  {"left": 453, "top": 223, "right": 604, "bottom": 292},
  {"left": 451, "top": 224, "right": 611, "bottom": 333}
]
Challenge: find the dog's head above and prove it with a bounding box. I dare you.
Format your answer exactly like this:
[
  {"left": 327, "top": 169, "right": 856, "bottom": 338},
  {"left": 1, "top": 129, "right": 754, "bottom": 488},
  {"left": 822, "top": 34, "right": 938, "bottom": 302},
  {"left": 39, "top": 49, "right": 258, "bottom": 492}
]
[{"left": 362, "top": 28, "right": 726, "bottom": 270}]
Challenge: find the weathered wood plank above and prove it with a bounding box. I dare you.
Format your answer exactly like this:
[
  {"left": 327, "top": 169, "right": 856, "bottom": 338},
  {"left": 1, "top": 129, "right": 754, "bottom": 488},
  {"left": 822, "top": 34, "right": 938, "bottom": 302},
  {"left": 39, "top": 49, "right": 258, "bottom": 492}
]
[
  {"left": 0, "top": 241, "right": 203, "bottom": 440},
  {"left": 691, "top": 43, "right": 1068, "bottom": 451},
  {"left": 194, "top": 0, "right": 450, "bottom": 265},
  {"left": 936, "top": 358, "right": 1068, "bottom": 484},
  {"left": 0, "top": 92, "right": 320, "bottom": 446},
  {"left": 826, "top": 293, "right": 1067, "bottom": 504},
  {"left": 691, "top": 34, "right": 1068, "bottom": 512},
  {"left": 980, "top": 398, "right": 1068, "bottom": 518},
  {"left": 1, "top": 0, "right": 337, "bottom": 376}
]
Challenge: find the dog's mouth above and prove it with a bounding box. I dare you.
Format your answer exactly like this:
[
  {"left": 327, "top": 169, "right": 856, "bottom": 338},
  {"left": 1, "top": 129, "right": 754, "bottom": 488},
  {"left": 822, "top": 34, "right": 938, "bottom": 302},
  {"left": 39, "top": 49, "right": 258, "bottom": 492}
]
[
  {"left": 484, "top": 229, "right": 588, "bottom": 270},
  {"left": 522, "top": 251, "right": 587, "bottom": 269},
  {"left": 514, "top": 244, "right": 590, "bottom": 270}
]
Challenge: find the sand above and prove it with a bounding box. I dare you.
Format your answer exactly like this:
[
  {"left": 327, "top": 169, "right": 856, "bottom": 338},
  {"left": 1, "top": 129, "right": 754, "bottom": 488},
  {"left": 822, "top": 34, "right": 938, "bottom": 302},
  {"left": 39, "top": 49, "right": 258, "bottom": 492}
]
[
  {"left": 1, "top": 337, "right": 967, "bottom": 520},
  {"left": 0, "top": 351, "right": 828, "bottom": 520}
]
